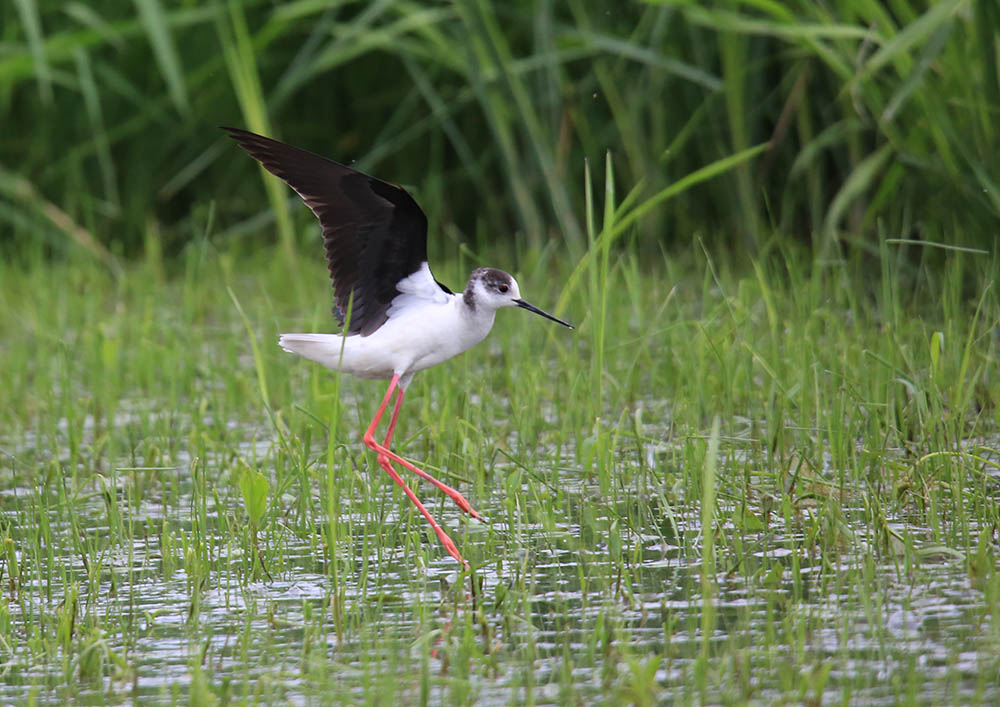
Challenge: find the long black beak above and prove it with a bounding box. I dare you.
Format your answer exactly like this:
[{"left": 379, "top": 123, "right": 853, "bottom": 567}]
[{"left": 515, "top": 299, "right": 574, "bottom": 329}]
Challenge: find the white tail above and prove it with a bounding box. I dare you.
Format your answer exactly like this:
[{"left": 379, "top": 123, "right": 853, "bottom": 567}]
[{"left": 278, "top": 333, "right": 346, "bottom": 369}]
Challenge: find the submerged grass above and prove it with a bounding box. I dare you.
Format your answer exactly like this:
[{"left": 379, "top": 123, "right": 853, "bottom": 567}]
[{"left": 1, "top": 200, "right": 998, "bottom": 702}]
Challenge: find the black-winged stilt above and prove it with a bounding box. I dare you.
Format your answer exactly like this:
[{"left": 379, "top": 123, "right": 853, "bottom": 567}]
[{"left": 223, "top": 127, "right": 573, "bottom": 567}]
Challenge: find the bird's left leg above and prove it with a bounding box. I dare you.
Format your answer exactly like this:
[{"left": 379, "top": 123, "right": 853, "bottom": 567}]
[
  {"left": 364, "top": 375, "right": 467, "bottom": 567},
  {"left": 368, "top": 382, "right": 483, "bottom": 522}
]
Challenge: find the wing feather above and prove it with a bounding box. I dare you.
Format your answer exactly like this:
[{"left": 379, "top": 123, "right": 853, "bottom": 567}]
[{"left": 223, "top": 127, "right": 446, "bottom": 336}]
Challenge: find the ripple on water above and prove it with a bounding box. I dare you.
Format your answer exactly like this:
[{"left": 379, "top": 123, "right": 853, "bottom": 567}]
[{"left": 1, "top": 421, "right": 997, "bottom": 705}]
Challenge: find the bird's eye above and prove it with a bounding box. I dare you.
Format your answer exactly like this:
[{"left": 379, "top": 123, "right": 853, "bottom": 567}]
[{"left": 499, "top": 284, "right": 509, "bottom": 293}]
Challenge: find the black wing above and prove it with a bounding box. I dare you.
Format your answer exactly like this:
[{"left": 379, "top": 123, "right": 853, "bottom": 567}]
[{"left": 223, "top": 127, "right": 436, "bottom": 336}]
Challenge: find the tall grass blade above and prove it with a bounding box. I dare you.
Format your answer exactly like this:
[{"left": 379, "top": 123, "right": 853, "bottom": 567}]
[
  {"left": 556, "top": 143, "right": 768, "bottom": 313},
  {"left": 227, "top": 285, "right": 271, "bottom": 411},
  {"left": 132, "top": 0, "right": 190, "bottom": 116},
  {"left": 12, "top": 0, "right": 52, "bottom": 103},
  {"left": 216, "top": 0, "right": 296, "bottom": 270},
  {"left": 73, "top": 48, "right": 120, "bottom": 211},
  {"left": 821, "top": 144, "right": 893, "bottom": 257},
  {"left": 700, "top": 416, "right": 721, "bottom": 663},
  {"left": 858, "top": 0, "right": 963, "bottom": 81}
]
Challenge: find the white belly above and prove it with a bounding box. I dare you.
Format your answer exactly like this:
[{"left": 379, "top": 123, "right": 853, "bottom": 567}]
[{"left": 278, "top": 295, "right": 496, "bottom": 383}]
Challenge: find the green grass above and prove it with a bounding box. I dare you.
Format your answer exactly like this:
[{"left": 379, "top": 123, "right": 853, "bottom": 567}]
[
  {"left": 1, "top": 212, "right": 998, "bottom": 702},
  {"left": 2, "top": 0, "right": 1000, "bottom": 702},
  {"left": 2, "top": 1, "right": 997, "bottom": 259}
]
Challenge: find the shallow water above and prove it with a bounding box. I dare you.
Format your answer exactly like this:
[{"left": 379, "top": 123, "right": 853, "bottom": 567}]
[{"left": 1, "top": 412, "right": 998, "bottom": 705}]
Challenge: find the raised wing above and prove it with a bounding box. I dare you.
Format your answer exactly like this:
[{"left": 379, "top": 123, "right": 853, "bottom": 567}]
[{"left": 223, "top": 127, "right": 447, "bottom": 336}]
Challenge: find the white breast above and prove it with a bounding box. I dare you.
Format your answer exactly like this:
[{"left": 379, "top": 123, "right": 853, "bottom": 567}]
[
  {"left": 370, "top": 293, "right": 496, "bottom": 374},
  {"left": 279, "top": 293, "right": 497, "bottom": 383}
]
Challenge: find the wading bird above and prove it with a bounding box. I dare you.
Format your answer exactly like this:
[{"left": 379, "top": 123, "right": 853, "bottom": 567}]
[{"left": 224, "top": 127, "right": 573, "bottom": 567}]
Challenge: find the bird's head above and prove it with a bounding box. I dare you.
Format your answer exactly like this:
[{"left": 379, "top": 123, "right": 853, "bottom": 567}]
[{"left": 464, "top": 267, "right": 573, "bottom": 328}]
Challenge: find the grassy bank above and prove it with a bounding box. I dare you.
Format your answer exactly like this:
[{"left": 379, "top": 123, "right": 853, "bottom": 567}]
[{"left": 1, "top": 227, "right": 998, "bottom": 702}]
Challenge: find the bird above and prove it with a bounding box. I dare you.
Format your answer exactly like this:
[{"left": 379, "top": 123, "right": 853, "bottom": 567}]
[{"left": 223, "top": 127, "right": 573, "bottom": 568}]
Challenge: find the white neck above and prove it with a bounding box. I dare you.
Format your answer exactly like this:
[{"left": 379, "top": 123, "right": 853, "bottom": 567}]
[{"left": 455, "top": 292, "right": 497, "bottom": 341}]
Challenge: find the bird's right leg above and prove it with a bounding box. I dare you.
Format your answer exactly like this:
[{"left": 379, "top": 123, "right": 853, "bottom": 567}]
[
  {"left": 378, "top": 386, "right": 406, "bottom": 456},
  {"left": 363, "top": 374, "right": 468, "bottom": 567},
  {"left": 367, "top": 378, "right": 483, "bottom": 521}
]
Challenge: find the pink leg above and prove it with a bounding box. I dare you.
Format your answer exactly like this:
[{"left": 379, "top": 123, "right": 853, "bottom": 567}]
[
  {"left": 380, "top": 387, "right": 406, "bottom": 450},
  {"left": 374, "top": 388, "right": 405, "bottom": 498},
  {"left": 368, "top": 380, "right": 482, "bottom": 522},
  {"left": 363, "top": 375, "right": 475, "bottom": 567}
]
